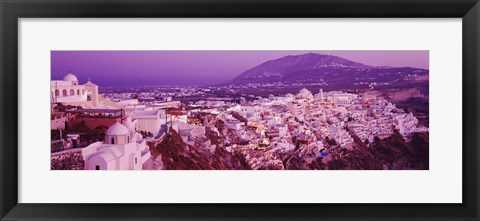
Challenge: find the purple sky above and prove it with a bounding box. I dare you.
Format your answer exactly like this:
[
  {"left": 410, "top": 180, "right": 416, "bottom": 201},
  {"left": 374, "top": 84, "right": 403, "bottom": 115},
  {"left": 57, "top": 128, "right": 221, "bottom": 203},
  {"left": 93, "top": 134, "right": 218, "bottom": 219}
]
[{"left": 51, "top": 50, "right": 429, "bottom": 87}]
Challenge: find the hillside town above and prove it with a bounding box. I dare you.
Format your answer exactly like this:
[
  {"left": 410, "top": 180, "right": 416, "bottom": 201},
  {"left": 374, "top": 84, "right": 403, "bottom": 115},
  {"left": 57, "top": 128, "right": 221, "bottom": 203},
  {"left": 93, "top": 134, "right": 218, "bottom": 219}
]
[{"left": 51, "top": 73, "right": 428, "bottom": 170}]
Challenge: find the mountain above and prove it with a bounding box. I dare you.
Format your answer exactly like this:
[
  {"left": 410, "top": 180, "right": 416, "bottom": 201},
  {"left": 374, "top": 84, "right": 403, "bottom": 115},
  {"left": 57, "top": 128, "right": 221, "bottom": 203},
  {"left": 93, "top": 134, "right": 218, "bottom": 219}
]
[{"left": 232, "top": 53, "right": 428, "bottom": 86}]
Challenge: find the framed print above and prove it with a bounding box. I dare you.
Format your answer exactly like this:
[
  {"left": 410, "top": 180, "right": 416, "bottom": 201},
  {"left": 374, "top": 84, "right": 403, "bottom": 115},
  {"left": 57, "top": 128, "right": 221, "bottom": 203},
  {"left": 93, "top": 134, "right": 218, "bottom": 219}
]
[
  {"left": 1, "top": 0, "right": 479, "bottom": 220},
  {"left": 48, "top": 50, "right": 430, "bottom": 171}
]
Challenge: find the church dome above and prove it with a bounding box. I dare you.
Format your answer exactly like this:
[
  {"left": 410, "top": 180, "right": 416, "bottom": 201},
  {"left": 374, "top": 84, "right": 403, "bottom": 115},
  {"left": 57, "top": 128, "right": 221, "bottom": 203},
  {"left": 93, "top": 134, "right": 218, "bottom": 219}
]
[
  {"left": 106, "top": 122, "right": 129, "bottom": 136},
  {"left": 297, "top": 88, "right": 313, "bottom": 98},
  {"left": 63, "top": 73, "right": 78, "bottom": 82},
  {"left": 299, "top": 88, "right": 310, "bottom": 94}
]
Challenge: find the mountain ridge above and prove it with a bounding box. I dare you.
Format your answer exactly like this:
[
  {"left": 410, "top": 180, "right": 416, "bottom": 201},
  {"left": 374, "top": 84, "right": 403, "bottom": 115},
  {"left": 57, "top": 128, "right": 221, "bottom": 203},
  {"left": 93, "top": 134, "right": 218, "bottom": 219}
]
[{"left": 231, "top": 53, "right": 429, "bottom": 85}]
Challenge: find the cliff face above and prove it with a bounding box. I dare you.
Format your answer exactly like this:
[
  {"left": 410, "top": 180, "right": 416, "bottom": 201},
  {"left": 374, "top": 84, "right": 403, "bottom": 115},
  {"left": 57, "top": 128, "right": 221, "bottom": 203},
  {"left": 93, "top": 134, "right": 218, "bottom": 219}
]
[
  {"left": 149, "top": 127, "right": 250, "bottom": 170},
  {"left": 287, "top": 131, "right": 429, "bottom": 170},
  {"left": 149, "top": 126, "right": 428, "bottom": 170}
]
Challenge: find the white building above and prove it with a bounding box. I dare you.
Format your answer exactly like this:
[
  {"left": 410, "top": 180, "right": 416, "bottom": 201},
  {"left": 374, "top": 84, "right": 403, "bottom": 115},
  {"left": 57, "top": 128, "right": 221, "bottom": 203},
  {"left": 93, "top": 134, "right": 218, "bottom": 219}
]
[
  {"left": 315, "top": 88, "right": 324, "bottom": 100},
  {"left": 286, "top": 102, "right": 303, "bottom": 115},
  {"left": 51, "top": 114, "right": 67, "bottom": 130},
  {"left": 115, "top": 99, "right": 139, "bottom": 107},
  {"left": 130, "top": 109, "right": 165, "bottom": 135},
  {"left": 333, "top": 93, "right": 354, "bottom": 106},
  {"left": 296, "top": 88, "right": 314, "bottom": 99},
  {"left": 395, "top": 112, "right": 420, "bottom": 137},
  {"left": 329, "top": 126, "right": 354, "bottom": 149},
  {"left": 225, "top": 116, "right": 243, "bottom": 131},
  {"left": 239, "top": 105, "right": 262, "bottom": 120},
  {"left": 51, "top": 73, "right": 100, "bottom": 108},
  {"left": 151, "top": 100, "right": 181, "bottom": 109},
  {"left": 82, "top": 122, "right": 151, "bottom": 170}
]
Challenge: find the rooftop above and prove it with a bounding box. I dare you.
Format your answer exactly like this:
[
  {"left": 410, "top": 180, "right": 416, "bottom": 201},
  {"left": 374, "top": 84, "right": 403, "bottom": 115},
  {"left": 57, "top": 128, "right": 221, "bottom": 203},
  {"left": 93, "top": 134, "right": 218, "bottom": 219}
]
[
  {"left": 66, "top": 108, "right": 122, "bottom": 114},
  {"left": 130, "top": 110, "right": 161, "bottom": 117}
]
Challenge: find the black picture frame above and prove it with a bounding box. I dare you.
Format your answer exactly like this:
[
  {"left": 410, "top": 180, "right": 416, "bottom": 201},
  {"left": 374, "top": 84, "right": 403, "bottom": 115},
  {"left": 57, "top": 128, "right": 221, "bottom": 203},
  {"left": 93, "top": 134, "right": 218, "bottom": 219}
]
[{"left": 1, "top": 0, "right": 479, "bottom": 220}]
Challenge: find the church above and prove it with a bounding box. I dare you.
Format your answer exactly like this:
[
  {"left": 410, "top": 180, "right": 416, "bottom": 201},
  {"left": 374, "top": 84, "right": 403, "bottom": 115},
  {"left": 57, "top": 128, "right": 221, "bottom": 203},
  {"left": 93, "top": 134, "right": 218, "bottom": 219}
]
[
  {"left": 50, "top": 73, "right": 100, "bottom": 108},
  {"left": 81, "top": 122, "right": 151, "bottom": 170}
]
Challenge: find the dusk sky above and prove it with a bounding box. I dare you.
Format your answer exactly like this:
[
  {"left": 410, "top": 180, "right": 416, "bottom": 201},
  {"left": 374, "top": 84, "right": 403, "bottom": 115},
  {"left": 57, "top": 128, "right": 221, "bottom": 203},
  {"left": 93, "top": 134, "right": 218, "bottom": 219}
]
[{"left": 51, "top": 50, "right": 429, "bottom": 87}]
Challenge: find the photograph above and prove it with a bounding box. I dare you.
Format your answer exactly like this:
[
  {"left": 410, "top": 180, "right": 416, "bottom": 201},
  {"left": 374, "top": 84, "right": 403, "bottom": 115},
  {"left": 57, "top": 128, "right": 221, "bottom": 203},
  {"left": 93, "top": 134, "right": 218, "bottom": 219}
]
[{"left": 50, "top": 50, "right": 429, "bottom": 170}]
